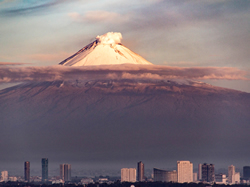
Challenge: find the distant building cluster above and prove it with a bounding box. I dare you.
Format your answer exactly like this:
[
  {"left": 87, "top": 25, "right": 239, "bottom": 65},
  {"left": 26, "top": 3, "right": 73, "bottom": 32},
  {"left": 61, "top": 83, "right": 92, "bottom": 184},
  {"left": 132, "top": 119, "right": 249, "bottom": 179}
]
[
  {"left": 0, "top": 159, "right": 250, "bottom": 185},
  {"left": 1, "top": 158, "right": 72, "bottom": 184},
  {"left": 121, "top": 161, "right": 249, "bottom": 185}
]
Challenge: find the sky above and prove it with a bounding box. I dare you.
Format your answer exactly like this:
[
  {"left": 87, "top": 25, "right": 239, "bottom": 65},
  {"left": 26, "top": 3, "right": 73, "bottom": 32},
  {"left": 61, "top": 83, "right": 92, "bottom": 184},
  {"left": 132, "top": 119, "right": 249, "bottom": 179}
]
[{"left": 0, "top": 0, "right": 250, "bottom": 92}]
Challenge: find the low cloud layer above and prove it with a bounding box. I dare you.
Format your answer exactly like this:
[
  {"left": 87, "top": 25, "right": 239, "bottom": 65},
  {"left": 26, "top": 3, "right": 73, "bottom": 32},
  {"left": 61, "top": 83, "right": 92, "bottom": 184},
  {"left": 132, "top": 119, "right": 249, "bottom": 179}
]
[{"left": 0, "top": 64, "right": 248, "bottom": 84}]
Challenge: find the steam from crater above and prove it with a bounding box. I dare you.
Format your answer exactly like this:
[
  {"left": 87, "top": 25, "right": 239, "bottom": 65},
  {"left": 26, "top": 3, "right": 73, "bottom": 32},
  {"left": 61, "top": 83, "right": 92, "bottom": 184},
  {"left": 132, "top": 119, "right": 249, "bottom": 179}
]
[{"left": 96, "top": 32, "right": 122, "bottom": 45}]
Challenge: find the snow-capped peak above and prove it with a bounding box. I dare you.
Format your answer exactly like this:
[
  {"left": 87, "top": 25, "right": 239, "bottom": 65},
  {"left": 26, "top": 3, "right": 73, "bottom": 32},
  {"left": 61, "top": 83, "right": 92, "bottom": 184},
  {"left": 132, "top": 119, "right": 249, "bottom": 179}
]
[{"left": 59, "top": 32, "right": 152, "bottom": 66}]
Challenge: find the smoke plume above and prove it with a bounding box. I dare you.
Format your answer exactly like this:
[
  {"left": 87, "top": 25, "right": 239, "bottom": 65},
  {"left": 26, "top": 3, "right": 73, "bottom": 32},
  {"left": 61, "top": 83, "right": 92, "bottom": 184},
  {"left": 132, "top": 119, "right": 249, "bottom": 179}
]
[{"left": 96, "top": 32, "right": 122, "bottom": 45}]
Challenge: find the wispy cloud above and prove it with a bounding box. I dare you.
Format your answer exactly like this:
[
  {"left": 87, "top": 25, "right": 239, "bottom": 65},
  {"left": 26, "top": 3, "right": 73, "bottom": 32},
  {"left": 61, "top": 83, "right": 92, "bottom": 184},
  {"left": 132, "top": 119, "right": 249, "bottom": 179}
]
[
  {"left": 68, "top": 10, "right": 130, "bottom": 23},
  {"left": 0, "top": 0, "right": 79, "bottom": 16},
  {"left": 0, "top": 65, "right": 248, "bottom": 84}
]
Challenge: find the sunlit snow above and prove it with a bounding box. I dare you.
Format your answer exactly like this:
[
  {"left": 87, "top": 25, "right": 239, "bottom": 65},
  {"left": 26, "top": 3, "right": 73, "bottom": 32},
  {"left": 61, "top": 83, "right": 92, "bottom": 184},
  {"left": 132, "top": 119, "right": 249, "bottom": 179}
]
[{"left": 59, "top": 32, "right": 152, "bottom": 66}]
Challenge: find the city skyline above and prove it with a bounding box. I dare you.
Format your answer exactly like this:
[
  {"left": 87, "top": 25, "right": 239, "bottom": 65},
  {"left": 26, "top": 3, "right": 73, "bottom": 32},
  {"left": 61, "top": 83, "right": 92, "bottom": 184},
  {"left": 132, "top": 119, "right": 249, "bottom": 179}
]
[
  {"left": 2, "top": 159, "right": 249, "bottom": 185},
  {"left": 1, "top": 158, "right": 250, "bottom": 187},
  {"left": 0, "top": 158, "right": 249, "bottom": 177}
]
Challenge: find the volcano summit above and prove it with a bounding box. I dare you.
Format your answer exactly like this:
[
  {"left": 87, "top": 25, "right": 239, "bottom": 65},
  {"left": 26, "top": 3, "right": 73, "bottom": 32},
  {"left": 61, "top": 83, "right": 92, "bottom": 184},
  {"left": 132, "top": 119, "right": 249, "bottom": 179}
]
[{"left": 59, "top": 32, "right": 152, "bottom": 66}]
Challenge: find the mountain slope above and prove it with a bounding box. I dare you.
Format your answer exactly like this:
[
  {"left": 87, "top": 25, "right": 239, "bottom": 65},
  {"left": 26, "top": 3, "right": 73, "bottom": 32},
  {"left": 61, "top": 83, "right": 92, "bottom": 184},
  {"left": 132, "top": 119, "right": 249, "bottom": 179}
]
[{"left": 0, "top": 79, "right": 249, "bottom": 166}]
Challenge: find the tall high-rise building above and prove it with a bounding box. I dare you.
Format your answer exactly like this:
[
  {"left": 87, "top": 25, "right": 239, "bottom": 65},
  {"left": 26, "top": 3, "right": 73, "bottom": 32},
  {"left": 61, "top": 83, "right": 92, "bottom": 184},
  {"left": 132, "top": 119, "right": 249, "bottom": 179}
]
[
  {"left": 60, "top": 164, "right": 71, "bottom": 182},
  {"left": 24, "top": 161, "right": 30, "bottom": 182},
  {"left": 198, "top": 164, "right": 202, "bottom": 181},
  {"left": 60, "top": 164, "right": 64, "bottom": 180},
  {"left": 228, "top": 165, "right": 235, "bottom": 184},
  {"left": 243, "top": 166, "right": 250, "bottom": 180},
  {"left": 42, "top": 158, "right": 48, "bottom": 183},
  {"left": 137, "top": 161, "right": 144, "bottom": 182},
  {"left": 201, "top": 163, "right": 215, "bottom": 182},
  {"left": 177, "top": 161, "right": 193, "bottom": 183},
  {"left": 1, "top": 171, "right": 8, "bottom": 182},
  {"left": 64, "top": 164, "right": 71, "bottom": 182},
  {"left": 121, "top": 168, "right": 136, "bottom": 182}
]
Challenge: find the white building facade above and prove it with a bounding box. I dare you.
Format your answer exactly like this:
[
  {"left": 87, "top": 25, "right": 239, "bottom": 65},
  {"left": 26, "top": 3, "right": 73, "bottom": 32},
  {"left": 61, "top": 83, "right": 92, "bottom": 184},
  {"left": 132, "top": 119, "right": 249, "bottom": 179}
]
[
  {"left": 177, "top": 161, "right": 193, "bottom": 183},
  {"left": 1, "top": 171, "right": 8, "bottom": 182},
  {"left": 235, "top": 172, "right": 240, "bottom": 184},
  {"left": 121, "top": 168, "right": 136, "bottom": 182}
]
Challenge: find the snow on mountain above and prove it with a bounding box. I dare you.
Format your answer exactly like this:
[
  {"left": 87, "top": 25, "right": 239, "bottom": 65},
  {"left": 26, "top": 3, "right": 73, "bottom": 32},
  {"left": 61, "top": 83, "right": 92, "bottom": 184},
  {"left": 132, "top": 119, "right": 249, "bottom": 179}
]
[{"left": 59, "top": 32, "right": 152, "bottom": 66}]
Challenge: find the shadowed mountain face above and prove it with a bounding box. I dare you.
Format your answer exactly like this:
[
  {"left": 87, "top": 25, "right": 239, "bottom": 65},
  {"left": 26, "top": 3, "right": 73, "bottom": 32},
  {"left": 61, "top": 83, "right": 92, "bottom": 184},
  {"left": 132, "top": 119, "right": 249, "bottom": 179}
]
[{"left": 0, "top": 79, "right": 249, "bottom": 168}]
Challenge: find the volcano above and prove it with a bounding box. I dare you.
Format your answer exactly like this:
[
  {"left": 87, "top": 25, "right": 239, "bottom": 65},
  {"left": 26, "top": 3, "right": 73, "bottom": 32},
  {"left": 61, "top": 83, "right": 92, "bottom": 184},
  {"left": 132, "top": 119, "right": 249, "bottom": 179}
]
[
  {"left": 59, "top": 32, "right": 152, "bottom": 66},
  {"left": 0, "top": 32, "right": 249, "bottom": 170}
]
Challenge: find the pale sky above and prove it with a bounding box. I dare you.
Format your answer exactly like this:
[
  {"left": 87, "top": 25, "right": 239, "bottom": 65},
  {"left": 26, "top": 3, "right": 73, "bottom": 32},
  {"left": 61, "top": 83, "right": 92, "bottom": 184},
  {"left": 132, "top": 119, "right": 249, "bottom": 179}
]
[{"left": 0, "top": 0, "right": 249, "bottom": 91}]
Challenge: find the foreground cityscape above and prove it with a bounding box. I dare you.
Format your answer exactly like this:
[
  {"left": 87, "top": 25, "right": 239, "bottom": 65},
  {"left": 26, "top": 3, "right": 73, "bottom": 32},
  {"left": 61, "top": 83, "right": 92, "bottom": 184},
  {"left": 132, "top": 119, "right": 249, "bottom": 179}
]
[{"left": 1, "top": 159, "right": 250, "bottom": 186}]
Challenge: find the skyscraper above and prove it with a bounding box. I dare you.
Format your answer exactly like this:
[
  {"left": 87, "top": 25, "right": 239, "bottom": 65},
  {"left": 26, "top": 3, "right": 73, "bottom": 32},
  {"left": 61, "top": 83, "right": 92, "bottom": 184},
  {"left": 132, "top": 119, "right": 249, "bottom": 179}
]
[
  {"left": 137, "top": 161, "right": 144, "bottom": 182},
  {"left": 201, "top": 163, "right": 215, "bottom": 182},
  {"left": 24, "top": 161, "right": 30, "bottom": 182},
  {"left": 64, "top": 164, "right": 71, "bottom": 182},
  {"left": 121, "top": 168, "right": 136, "bottom": 182},
  {"left": 60, "top": 164, "right": 71, "bottom": 182},
  {"left": 177, "top": 161, "right": 193, "bottom": 183},
  {"left": 243, "top": 166, "right": 250, "bottom": 180},
  {"left": 228, "top": 165, "right": 235, "bottom": 184},
  {"left": 42, "top": 158, "right": 48, "bottom": 183}
]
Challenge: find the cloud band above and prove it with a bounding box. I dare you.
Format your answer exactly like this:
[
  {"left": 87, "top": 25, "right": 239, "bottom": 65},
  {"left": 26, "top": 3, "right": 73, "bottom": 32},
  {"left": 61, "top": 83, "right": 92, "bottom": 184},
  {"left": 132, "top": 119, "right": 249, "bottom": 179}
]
[{"left": 0, "top": 64, "right": 248, "bottom": 83}]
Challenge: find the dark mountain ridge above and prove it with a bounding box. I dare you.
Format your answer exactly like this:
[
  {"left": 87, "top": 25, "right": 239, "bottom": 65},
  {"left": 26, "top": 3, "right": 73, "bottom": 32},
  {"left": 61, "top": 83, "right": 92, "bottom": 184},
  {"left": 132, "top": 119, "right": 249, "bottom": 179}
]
[{"left": 0, "top": 79, "right": 249, "bottom": 166}]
